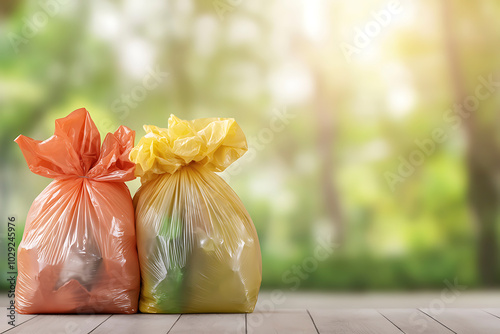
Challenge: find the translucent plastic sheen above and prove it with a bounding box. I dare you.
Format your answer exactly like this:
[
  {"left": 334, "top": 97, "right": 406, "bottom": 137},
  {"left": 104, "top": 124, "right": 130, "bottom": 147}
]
[
  {"left": 15, "top": 108, "right": 140, "bottom": 314},
  {"left": 131, "top": 115, "right": 262, "bottom": 313}
]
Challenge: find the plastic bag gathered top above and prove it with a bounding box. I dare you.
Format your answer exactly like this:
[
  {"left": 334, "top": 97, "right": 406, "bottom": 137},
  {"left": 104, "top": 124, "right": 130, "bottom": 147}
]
[
  {"left": 130, "top": 114, "right": 262, "bottom": 313},
  {"left": 15, "top": 108, "right": 140, "bottom": 314}
]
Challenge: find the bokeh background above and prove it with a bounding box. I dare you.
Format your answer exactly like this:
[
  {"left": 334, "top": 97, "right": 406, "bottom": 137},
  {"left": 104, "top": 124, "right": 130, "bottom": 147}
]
[{"left": 1, "top": 0, "right": 500, "bottom": 292}]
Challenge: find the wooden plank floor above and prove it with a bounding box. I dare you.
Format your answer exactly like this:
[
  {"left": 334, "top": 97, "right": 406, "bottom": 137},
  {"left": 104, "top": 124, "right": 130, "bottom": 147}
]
[{"left": 1, "top": 309, "right": 500, "bottom": 333}]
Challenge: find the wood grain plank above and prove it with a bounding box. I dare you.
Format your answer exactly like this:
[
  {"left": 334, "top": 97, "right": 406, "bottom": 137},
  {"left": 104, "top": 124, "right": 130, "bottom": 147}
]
[
  {"left": 309, "top": 309, "right": 402, "bottom": 334},
  {"left": 378, "top": 309, "right": 453, "bottom": 334},
  {"left": 421, "top": 308, "right": 500, "bottom": 334},
  {"left": 168, "top": 314, "right": 245, "bottom": 334},
  {"left": 246, "top": 309, "right": 317, "bottom": 334},
  {"left": 4, "top": 314, "right": 110, "bottom": 334},
  {"left": 91, "top": 314, "right": 180, "bottom": 334},
  {"left": 0, "top": 310, "right": 37, "bottom": 333},
  {"left": 484, "top": 309, "right": 500, "bottom": 318}
]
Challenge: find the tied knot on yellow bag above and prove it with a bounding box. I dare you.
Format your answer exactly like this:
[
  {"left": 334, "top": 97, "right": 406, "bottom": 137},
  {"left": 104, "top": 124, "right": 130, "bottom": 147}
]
[{"left": 130, "top": 114, "right": 247, "bottom": 182}]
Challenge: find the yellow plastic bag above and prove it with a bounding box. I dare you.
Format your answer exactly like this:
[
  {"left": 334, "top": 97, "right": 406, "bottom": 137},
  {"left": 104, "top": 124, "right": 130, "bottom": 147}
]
[{"left": 130, "top": 115, "right": 261, "bottom": 313}]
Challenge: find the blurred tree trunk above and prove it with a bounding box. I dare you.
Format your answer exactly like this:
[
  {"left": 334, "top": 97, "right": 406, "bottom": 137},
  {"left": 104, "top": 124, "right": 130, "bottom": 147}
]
[
  {"left": 442, "top": 0, "right": 500, "bottom": 286},
  {"left": 295, "top": 28, "right": 345, "bottom": 244},
  {"left": 313, "top": 71, "right": 345, "bottom": 244},
  {"left": 0, "top": 0, "right": 18, "bottom": 17}
]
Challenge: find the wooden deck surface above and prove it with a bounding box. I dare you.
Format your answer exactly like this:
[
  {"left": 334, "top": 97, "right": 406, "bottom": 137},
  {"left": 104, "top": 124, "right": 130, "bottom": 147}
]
[
  {"left": 1, "top": 292, "right": 500, "bottom": 333},
  {"left": 2, "top": 308, "right": 500, "bottom": 333}
]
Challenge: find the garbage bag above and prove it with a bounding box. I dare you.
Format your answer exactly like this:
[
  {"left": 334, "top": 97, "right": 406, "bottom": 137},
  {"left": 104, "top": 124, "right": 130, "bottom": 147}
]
[
  {"left": 15, "top": 108, "right": 140, "bottom": 314},
  {"left": 130, "top": 114, "right": 262, "bottom": 313}
]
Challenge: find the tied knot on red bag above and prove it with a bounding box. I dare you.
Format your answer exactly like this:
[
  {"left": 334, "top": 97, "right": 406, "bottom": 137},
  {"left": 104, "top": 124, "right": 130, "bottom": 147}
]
[{"left": 15, "top": 108, "right": 135, "bottom": 182}]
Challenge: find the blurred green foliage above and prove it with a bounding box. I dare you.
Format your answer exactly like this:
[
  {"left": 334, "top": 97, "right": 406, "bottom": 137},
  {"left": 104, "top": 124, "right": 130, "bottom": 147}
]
[{"left": 1, "top": 0, "right": 500, "bottom": 291}]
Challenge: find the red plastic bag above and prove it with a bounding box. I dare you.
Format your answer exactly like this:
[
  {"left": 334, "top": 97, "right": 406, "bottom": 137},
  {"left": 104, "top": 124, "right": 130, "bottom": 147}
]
[{"left": 14, "top": 108, "right": 140, "bottom": 314}]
